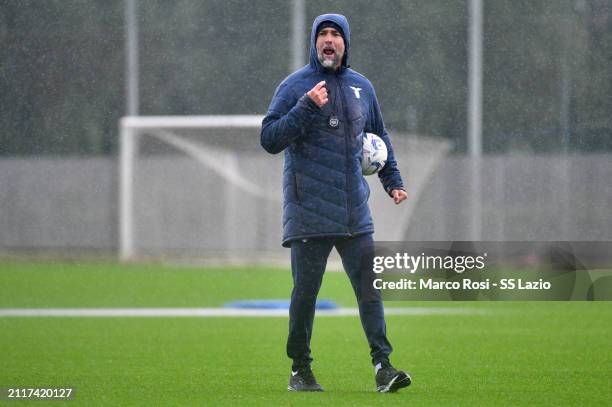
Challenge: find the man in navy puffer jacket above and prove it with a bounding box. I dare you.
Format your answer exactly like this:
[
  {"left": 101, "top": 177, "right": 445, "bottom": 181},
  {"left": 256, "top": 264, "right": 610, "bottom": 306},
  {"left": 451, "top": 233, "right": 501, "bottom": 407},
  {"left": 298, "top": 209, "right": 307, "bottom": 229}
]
[{"left": 261, "top": 13, "right": 411, "bottom": 393}]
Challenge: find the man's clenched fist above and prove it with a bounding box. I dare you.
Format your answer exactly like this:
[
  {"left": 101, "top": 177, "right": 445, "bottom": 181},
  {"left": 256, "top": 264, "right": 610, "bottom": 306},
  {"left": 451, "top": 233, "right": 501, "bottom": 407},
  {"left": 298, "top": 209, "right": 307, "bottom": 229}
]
[
  {"left": 391, "top": 189, "right": 408, "bottom": 205},
  {"left": 307, "top": 81, "right": 328, "bottom": 108}
]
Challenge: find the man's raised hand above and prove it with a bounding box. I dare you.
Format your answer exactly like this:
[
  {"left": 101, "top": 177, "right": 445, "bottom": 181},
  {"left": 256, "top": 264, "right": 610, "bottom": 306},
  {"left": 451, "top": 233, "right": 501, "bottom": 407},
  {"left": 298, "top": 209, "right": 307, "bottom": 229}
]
[{"left": 307, "top": 81, "right": 328, "bottom": 108}]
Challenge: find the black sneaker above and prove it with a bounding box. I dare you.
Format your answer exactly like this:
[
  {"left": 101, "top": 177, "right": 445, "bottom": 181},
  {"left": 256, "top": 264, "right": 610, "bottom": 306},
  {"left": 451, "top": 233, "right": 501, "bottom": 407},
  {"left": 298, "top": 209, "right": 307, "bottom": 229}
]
[
  {"left": 376, "top": 364, "right": 411, "bottom": 393},
  {"left": 287, "top": 367, "right": 324, "bottom": 392}
]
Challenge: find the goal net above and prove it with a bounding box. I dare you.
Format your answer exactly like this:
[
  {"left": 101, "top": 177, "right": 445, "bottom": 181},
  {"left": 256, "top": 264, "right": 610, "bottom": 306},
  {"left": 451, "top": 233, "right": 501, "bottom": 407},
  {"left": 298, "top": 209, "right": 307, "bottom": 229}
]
[
  {"left": 119, "top": 115, "right": 451, "bottom": 263},
  {"left": 119, "top": 115, "right": 285, "bottom": 262}
]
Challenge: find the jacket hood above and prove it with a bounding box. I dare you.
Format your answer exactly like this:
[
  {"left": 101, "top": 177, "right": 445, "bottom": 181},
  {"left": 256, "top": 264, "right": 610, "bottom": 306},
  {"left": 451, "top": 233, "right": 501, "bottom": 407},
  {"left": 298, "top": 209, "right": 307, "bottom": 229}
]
[{"left": 309, "top": 13, "right": 350, "bottom": 72}]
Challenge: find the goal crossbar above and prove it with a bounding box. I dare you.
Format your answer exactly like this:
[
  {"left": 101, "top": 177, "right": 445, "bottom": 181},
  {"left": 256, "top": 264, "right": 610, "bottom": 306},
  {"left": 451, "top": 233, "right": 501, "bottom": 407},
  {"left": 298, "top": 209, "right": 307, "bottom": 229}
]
[{"left": 121, "top": 115, "right": 264, "bottom": 129}]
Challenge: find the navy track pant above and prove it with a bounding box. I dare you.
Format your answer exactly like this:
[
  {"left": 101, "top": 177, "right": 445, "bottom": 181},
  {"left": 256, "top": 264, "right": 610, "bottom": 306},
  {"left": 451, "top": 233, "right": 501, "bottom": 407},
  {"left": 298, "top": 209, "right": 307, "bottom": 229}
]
[{"left": 287, "top": 234, "right": 392, "bottom": 369}]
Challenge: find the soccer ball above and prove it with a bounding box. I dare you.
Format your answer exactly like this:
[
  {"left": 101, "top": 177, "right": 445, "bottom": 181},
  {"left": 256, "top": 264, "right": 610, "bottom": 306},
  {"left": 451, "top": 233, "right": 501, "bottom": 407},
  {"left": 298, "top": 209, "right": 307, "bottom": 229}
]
[{"left": 361, "top": 132, "right": 387, "bottom": 176}]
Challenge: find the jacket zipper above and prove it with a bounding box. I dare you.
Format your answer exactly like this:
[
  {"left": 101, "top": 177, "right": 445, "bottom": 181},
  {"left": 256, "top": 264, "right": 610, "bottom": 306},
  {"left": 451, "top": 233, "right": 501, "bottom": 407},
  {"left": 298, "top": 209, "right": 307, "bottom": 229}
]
[{"left": 336, "top": 73, "right": 353, "bottom": 236}]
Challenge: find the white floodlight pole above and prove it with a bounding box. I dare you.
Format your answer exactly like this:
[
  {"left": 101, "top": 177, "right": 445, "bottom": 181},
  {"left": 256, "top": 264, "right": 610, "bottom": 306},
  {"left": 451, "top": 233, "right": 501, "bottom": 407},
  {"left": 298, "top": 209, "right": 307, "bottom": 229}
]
[
  {"left": 559, "top": 8, "right": 574, "bottom": 239},
  {"left": 468, "top": 0, "right": 483, "bottom": 159},
  {"left": 121, "top": 0, "right": 139, "bottom": 260},
  {"left": 126, "top": 0, "right": 139, "bottom": 116},
  {"left": 291, "top": 0, "right": 306, "bottom": 71},
  {"left": 468, "top": 0, "right": 483, "bottom": 241}
]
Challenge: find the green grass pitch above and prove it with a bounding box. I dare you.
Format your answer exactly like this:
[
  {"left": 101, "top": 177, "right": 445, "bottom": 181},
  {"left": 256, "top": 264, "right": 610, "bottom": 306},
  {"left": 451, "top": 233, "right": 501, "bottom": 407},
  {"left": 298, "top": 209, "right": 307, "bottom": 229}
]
[{"left": 1, "top": 261, "right": 611, "bottom": 406}]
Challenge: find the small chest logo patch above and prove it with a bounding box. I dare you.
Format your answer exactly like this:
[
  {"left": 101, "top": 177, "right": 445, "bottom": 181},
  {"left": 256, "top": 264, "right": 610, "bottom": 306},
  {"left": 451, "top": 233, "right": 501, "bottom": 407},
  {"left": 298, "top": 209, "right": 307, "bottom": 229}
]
[
  {"left": 350, "top": 86, "right": 362, "bottom": 99},
  {"left": 328, "top": 116, "right": 339, "bottom": 128}
]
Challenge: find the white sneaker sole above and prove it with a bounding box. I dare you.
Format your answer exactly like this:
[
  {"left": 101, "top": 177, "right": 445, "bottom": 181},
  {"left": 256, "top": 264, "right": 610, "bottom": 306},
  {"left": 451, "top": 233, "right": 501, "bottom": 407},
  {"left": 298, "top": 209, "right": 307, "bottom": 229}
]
[
  {"left": 287, "top": 385, "right": 323, "bottom": 392},
  {"left": 377, "top": 373, "right": 411, "bottom": 393}
]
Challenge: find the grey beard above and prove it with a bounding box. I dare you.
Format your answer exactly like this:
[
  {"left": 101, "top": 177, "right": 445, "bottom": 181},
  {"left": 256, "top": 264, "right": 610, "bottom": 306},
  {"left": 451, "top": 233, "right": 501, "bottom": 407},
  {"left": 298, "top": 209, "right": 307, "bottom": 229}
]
[{"left": 317, "top": 52, "right": 340, "bottom": 69}]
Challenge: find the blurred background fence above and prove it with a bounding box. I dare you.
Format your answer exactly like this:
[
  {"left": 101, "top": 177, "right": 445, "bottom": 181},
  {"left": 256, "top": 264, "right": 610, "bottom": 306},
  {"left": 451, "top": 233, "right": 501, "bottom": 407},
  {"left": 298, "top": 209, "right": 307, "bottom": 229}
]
[{"left": 1, "top": 0, "right": 611, "bottom": 260}]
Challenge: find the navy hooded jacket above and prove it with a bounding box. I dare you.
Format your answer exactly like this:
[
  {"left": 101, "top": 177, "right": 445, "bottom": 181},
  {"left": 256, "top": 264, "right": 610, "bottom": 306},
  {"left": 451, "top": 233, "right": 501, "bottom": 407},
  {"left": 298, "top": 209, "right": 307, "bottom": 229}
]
[{"left": 260, "top": 13, "right": 405, "bottom": 247}]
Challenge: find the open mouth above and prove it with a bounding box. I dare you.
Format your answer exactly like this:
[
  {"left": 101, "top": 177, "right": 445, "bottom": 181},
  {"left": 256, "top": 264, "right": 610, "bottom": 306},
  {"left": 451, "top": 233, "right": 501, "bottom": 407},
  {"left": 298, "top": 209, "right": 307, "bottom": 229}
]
[{"left": 323, "top": 47, "right": 335, "bottom": 57}]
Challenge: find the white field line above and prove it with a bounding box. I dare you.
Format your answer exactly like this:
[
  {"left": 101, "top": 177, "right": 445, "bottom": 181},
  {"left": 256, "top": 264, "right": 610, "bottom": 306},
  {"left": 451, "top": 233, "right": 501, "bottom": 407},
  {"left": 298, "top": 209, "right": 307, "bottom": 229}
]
[{"left": 0, "top": 307, "right": 486, "bottom": 318}]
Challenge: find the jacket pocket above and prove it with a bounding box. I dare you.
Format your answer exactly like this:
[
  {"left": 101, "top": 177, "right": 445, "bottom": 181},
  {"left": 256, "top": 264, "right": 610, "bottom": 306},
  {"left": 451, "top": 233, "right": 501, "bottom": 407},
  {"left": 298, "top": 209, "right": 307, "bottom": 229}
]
[
  {"left": 362, "top": 176, "right": 370, "bottom": 200},
  {"left": 293, "top": 173, "right": 301, "bottom": 204},
  {"left": 352, "top": 114, "right": 366, "bottom": 135}
]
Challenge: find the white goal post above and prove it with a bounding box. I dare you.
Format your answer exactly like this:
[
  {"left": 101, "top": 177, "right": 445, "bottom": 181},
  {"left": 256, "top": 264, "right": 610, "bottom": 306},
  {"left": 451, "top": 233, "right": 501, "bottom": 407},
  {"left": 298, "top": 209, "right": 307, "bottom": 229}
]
[{"left": 119, "top": 115, "right": 265, "bottom": 261}]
